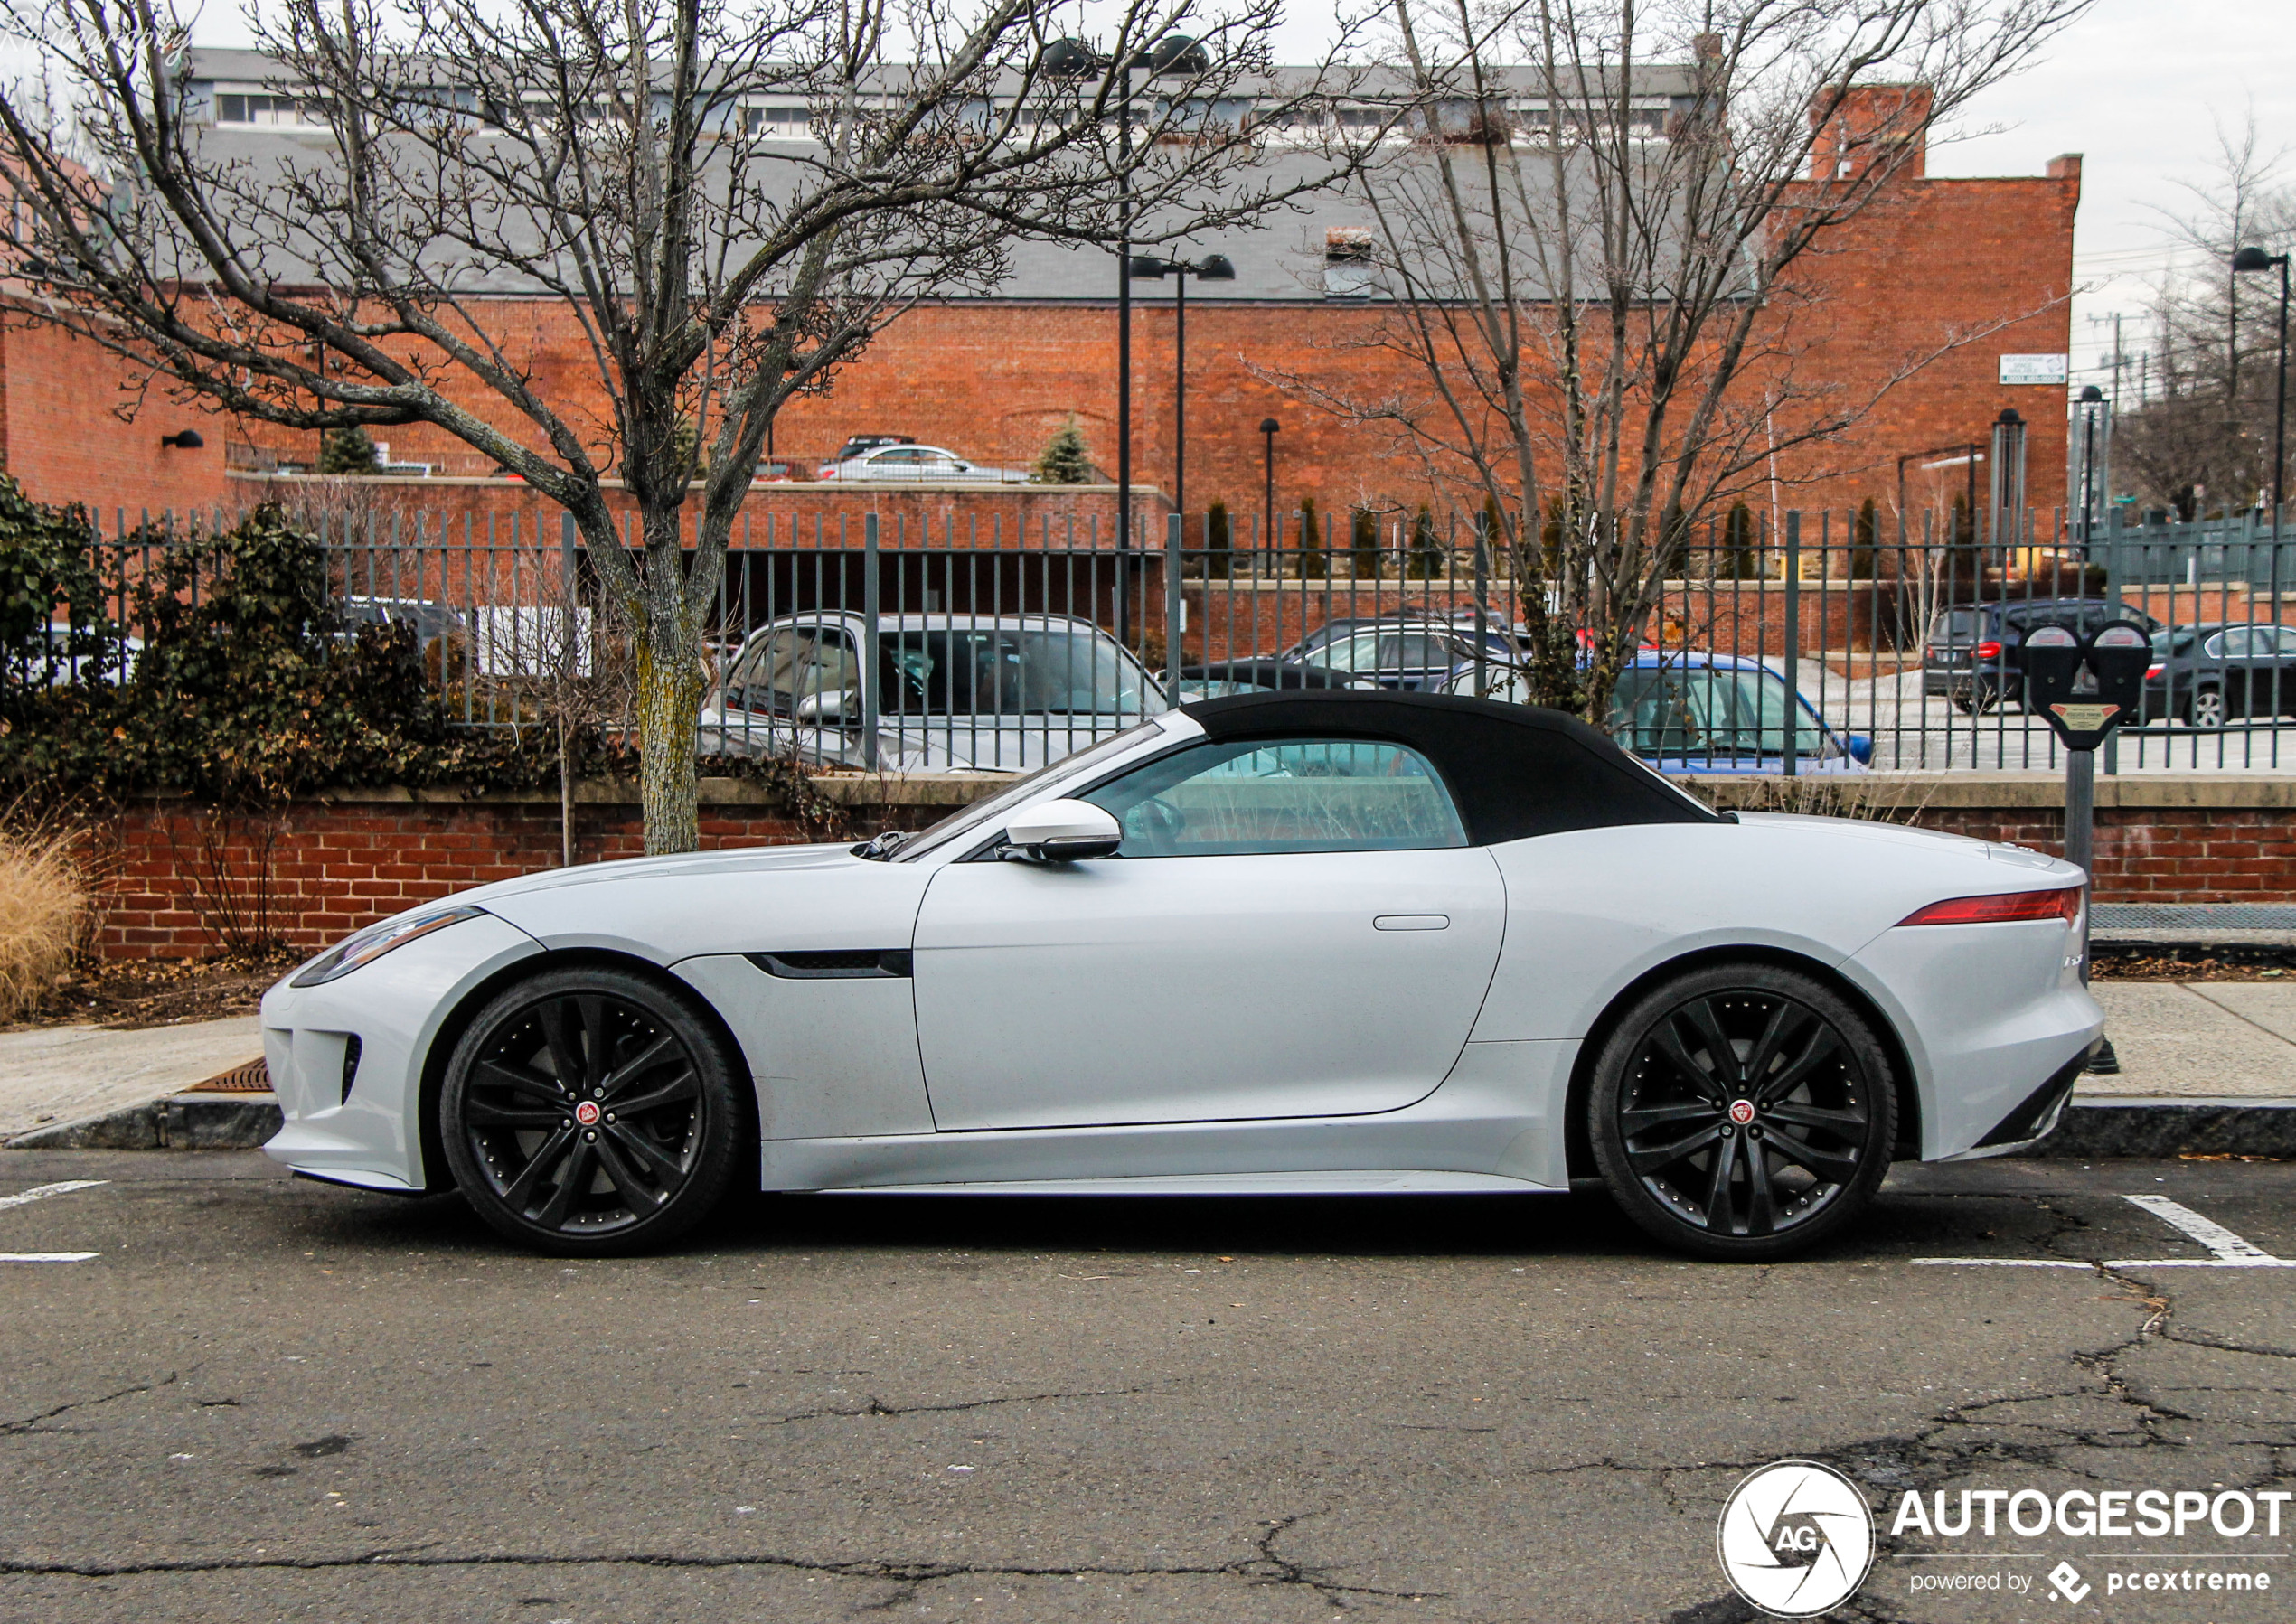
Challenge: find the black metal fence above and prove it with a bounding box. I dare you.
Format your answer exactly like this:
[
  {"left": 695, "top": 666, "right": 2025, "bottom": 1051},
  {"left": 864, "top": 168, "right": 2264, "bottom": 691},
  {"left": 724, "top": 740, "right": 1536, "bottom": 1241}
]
[{"left": 24, "top": 500, "right": 2296, "bottom": 776}]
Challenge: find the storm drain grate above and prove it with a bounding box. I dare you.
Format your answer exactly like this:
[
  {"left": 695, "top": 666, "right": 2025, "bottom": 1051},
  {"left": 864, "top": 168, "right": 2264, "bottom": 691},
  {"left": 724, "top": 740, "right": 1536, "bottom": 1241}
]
[
  {"left": 2091, "top": 904, "right": 2296, "bottom": 931},
  {"left": 183, "top": 1058, "right": 272, "bottom": 1094}
]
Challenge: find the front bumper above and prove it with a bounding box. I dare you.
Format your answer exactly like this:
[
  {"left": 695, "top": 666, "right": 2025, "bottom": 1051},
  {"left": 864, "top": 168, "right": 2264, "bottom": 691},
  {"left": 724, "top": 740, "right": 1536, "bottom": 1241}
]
[{"left": 260, "top": 911, "right": 544, "bottom": 1191}]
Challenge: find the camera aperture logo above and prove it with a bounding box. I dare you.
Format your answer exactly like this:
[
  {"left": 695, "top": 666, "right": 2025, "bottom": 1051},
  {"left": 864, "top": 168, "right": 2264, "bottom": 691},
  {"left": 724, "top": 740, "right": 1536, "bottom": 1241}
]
[{"left": 1717, "top": 1460, "right": 1877, "bottom": 1618}]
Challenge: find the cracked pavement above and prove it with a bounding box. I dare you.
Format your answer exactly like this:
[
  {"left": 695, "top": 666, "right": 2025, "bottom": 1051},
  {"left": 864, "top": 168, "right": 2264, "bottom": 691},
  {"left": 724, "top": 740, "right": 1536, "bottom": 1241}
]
[{"left": 0, "top": 1151, "right": 2291, "bottom": 1622}]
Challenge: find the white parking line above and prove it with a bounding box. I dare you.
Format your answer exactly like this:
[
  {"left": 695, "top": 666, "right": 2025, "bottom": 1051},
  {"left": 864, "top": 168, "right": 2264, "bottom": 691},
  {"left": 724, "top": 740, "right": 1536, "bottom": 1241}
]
[
  {"left": 0, "top": 1180, "right": 106, "bottom": 1212},
  {"left": 1915, "top": 1193, "right": 2296, "bottom": 1269},
  {"left": 0, "top": 1180, "right": 107, "bottom": 1263}
]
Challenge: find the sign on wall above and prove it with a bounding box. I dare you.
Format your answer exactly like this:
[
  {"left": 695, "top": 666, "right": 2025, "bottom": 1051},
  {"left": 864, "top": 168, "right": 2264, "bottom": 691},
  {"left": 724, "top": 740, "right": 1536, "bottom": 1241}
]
[{"left": 1998, "top": 353, "right": 2069, "bottom": 385}]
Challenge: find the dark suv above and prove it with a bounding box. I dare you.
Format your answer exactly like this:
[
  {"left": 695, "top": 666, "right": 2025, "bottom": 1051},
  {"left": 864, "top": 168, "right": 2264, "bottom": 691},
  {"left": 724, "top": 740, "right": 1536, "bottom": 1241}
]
[{"left": 1922, "top": 597, "right": 2159, "bottom": 714}]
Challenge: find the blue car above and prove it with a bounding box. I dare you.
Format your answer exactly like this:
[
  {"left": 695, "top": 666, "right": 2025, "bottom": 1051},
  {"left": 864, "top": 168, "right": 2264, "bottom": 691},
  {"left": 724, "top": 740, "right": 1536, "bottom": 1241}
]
[{"left": 1442, "top": 648, "right": 1873, "bottom": 773}]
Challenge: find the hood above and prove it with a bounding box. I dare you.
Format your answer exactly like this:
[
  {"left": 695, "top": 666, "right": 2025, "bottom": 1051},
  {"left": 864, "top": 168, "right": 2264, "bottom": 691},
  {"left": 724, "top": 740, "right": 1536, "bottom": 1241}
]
[{"left": 442, "top": 840, "right": 861, "bottom": 913}]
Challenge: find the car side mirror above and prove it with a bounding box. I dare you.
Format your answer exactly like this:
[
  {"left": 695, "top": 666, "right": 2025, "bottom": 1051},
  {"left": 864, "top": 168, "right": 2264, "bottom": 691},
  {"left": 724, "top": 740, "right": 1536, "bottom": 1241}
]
[
  {"left": 1848, "top": 734, "right": 1875, "bottom": 765},
  {"left": 794, "top": 690, "right": 851, "bottom": 725},
  {"left": 1001, "top": 799, "right": 1122, "bottom": 862}
]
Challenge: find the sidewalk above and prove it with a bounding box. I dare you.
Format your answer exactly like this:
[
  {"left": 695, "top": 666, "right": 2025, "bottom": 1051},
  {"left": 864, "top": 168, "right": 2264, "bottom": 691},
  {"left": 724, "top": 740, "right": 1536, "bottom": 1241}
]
[
  {"left": 2083, "top": 982, "right": 2296, "bottom": 1099},
  {"left": 0, "top": 1018, "right": 268, "bottom": 1146}
]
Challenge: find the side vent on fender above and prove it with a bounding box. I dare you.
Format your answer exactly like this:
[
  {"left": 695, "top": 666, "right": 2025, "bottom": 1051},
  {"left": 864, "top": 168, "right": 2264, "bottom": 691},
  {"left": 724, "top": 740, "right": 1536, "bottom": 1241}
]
[
  {"left": 339, "top": 1035, "right": 364, "bottom": 1105},
  {"left": 748, "top": 950, "right": 914, "bottom": 981}
]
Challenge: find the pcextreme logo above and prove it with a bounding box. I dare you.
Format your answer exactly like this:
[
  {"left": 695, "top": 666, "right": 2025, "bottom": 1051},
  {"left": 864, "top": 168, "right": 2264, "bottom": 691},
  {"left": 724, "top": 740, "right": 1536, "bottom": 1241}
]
[{"left": 1716, "top": 1460, "right": 1877, "bottom": 1618}]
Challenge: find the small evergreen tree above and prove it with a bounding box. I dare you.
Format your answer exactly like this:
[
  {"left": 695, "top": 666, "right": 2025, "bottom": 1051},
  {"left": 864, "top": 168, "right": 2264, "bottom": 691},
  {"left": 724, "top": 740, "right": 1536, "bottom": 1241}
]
[
  {"left": 1408, "top": 504, "right": 1444, "bottom": 580},
  {"left": 318, "top": 426, "right": 380, "bottom": 475},
  {"left": 1294, "top": 496, "right": 1325, "bottom": 579},
  {"left": 1350, "top": 506, "right": 1381, "bottom": 577},
  {"left": 1205, "top": 500, "right": 1232, "bottom": 580},
  {"left": 1030, "top": 418, "right": 1094, "bottom": 485}
]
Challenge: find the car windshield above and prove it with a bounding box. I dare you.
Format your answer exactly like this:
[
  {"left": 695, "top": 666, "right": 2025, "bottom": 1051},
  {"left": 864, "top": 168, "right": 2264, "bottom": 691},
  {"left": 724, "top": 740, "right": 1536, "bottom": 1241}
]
[
  {"left": 893, "top": 718, "right": 1171, "bottom": 862},
  {"left": 1606, "top": 664, "right": 1829, "bottom": 760},
  {"left": 879, "top": 627, "right": 1164, "bottom": 718}
]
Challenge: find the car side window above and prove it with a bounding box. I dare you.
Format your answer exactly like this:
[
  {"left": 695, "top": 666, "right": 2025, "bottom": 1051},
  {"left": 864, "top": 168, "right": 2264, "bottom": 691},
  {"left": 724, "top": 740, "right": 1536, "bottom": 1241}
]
[
  {"left": 727, "top": 626, "right": 859, "bottom": 718},
  {"left": 2274, "top": 627, "right": 2296, "bottom": 656},
  {"left": 2208, "top": 628, "right": 2254, "bottom": 659},
  {"left": 1318, "top": 634, "right": 1387, "bottom": 674},
  {"left": 1081, "top": 737, "right": 1468, "bottom": 857}
]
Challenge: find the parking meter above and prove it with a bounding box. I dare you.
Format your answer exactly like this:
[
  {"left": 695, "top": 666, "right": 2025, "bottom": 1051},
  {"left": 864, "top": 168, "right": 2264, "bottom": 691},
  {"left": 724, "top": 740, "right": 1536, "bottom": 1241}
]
[
  {"left": 2020, "top": 623, "right": 2150, "bottom": 1075},
  {"left": 2021, "top": 624, "right": 2150, "bottom": 751}
]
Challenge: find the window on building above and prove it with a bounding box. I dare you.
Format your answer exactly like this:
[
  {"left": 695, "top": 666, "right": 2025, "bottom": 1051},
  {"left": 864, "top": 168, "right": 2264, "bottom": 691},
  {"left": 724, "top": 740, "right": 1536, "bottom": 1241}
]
[
  {"left": 1323, "top": 227, "right": 1376, "bottom": 299},
  {"left": 215, "top": 92, "right": 323, "bottom": 128},
  {"left": 744, "top": 105, "right": 816, "bottom": 138}
]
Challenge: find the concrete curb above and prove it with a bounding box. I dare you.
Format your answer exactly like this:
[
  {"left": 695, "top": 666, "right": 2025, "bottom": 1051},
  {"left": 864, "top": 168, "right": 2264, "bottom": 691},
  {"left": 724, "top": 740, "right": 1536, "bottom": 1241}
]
[
  {"left": 4, "top": 1094, "right": 282, "bottom": 1150},
  {"left": 2029, "top": 1098, "right": 2296, "bottom": 1159}
]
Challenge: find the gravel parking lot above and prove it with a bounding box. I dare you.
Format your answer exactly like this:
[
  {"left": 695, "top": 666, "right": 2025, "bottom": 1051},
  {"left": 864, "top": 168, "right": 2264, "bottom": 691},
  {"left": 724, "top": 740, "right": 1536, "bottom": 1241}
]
[{"left": 2, "top": 1150, "right": 2292, "bottom": 1623}]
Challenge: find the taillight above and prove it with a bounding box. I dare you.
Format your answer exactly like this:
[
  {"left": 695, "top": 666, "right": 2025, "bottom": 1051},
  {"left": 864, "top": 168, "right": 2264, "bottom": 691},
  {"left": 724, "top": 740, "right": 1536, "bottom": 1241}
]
[
  {"left": 1975, "top": 640, "right": 2002, "bottom": 661},
  {"left": 2145, "top": 663, "right": 2164, "bottom": 681},
  {"left": 1897, "top": 887, "right": 2082, "bottom": 926}
]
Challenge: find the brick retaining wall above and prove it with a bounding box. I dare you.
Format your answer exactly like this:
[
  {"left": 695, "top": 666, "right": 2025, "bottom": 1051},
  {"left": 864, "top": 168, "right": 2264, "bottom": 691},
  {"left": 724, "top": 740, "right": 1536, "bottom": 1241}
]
[{"left": 90, "top": 773, "right": 2296, "bottom": 960}]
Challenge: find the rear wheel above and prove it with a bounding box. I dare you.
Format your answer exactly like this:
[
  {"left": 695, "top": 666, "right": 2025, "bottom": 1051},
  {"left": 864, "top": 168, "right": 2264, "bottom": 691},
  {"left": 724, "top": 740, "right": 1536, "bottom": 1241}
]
[
  {"left": 2188, "top": 685, "right": 2226, "bottom": 729},
  {"left": 441, "top": 966, "right": 745, "bottom": 1254},
  {"left": 1588, "top": 962, "right": 1895, "bottom": 1262}
]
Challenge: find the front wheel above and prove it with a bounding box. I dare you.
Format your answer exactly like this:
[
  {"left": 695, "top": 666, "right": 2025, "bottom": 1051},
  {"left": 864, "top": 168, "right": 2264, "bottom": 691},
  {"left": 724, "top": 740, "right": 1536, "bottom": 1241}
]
[
  {"left": 2188, "top": 686, "right": 2226, "bottom": 729},
  {"left": 1587, "top": 963, "right": 1896, "bottom": 1262},
  {"left": 441, "top": 967, "right": 746, "bottom": 1254}
]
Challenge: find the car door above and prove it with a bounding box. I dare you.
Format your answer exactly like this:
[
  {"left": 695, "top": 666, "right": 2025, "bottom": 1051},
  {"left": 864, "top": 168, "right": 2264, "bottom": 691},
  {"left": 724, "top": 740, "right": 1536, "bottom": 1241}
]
[{"left": 909, "top": 735, "right": 1507, "bottom": 1130}]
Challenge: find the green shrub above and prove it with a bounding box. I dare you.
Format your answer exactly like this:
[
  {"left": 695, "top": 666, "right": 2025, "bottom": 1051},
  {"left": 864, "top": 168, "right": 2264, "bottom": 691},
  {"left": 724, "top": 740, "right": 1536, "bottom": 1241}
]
[{"left": 1030, "top": 418, "right": 1094, "bottom": 485}]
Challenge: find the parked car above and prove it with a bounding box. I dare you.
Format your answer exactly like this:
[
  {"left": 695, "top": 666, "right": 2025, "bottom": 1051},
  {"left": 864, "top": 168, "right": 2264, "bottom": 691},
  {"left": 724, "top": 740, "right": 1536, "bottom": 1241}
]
[
  {"left": 1172, "top": 659, "right": 1373, "bottom": 701},
  {"left": 263, "top": 690, "right": 2101, "bottom": 1262},
  {"left": 814, "top": 443, "right": 1026, "bottom": 484},
  {"left": 1280, "top": 614, "right": 1521, "bottom": 690},
  {"left": 2139, "top": 621, "right": 2296, "bottom": 728},
  {"left": 827, "top": 433, "right": 912, "bottom": 464},
  {"left": 1922, "top": 597, "right": 2159, "bottom": 713},
  {"left": 1444, "top": 649, "right": 1872, "bottom": 773},
  {"left": 698, "top": 611, "right": 1168, "bottom": 771}
]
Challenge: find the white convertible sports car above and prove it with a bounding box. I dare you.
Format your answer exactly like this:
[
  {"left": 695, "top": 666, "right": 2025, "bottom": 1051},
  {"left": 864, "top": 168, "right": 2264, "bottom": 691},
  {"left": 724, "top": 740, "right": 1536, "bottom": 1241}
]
[{"left": 259, "top": 692, "right": 2103, "bottom": 1261}]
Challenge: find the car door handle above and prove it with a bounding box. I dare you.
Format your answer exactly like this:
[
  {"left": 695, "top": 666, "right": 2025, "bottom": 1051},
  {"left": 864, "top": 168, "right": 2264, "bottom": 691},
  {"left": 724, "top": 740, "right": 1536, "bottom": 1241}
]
[{"left": 1374, "top": 915, "right": 1450, "bottom": 932}]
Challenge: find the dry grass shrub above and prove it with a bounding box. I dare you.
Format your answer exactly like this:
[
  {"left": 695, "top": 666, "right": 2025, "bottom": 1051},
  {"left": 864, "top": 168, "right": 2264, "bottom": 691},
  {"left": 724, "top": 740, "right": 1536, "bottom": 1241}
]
[
  {"left": 1690, "top": 775, "right": 1937, "bottom": 826},
  {"left": 0, "top": 821, "right": 90, "bottom": 1019}
]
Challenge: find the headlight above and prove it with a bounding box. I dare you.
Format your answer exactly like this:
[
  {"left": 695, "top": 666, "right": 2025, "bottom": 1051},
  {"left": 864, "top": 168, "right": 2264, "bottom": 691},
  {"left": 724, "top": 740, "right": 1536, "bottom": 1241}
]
[{"left": 290, "top": 905, "right": 487, "bottom": 988}]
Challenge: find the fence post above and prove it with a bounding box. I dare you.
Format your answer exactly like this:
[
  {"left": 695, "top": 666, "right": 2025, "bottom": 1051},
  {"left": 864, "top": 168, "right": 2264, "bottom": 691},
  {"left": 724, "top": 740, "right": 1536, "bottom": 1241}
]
[
  {"left": 2103, "top": 505, "right": 2123, "bottom": 776},
  {"left": 861, "top": 512, "right": 881, "bottom": 772},
  {"left": 1783, "top": 510, "right": 1801, "bottom": 777},
  {"left": 1472, "top": 506, "right": 1491, "bottom": 699},
  {"left": 1164, "top": 512, "right": 1183, "bottom": 702}
]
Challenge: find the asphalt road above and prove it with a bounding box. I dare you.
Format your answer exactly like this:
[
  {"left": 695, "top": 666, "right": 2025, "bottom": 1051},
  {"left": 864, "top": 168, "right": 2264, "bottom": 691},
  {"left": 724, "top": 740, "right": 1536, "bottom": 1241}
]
[{"left": 2, "top": 1151, "right": 2292, "bottom": 1624}]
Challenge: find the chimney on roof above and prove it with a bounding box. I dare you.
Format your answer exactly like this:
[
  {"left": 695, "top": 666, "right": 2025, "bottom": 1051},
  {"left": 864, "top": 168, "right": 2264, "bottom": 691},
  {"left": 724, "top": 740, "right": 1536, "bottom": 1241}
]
[{"left": 1809, "top": 83, "right": 1932, "bottom": 183}]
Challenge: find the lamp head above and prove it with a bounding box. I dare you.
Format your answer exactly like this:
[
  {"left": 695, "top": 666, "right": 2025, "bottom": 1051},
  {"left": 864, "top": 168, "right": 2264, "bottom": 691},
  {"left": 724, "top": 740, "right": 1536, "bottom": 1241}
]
[
  {"left": 2232, "top": 246, "right": 2280, "bottom": 274},
  {"left": 2079, "top": 384, "right": 2105, "bottom": 402},
  {"left": 1195, "top": 253, "right": 1237, "bottom": 281},
  {"left": 159, "top": 429, "right": 204, "bottom": 449},
  {"left": 1996, "top": 408, "right": 2023, "bottom": 427},
  {"left": 1141, "top": 33, "right": 1210, "bottom": 75},
  {"left": 1259, "top": 417, "right": 1280, "bottom": 436},
  {"left": 1125, "top": 255, "right": 1168, "bottom": 279}
]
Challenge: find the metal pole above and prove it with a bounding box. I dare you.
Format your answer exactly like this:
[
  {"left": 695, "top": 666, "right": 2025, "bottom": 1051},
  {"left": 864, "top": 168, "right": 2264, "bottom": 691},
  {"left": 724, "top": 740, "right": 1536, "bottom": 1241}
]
[
  {"left": 1164, "top": 512, "right": 1183, "bottom": 701},
  {"left": 1260, "top": 420, "right": 1276, "bottom": 549},
  {"left": 1472, "top": 507, "right": 1490, "bottom": 699},
  {"left": 1783, "top": 510, "right": 1801, "bottom": 777},
  {"left": 1115, "top": 67, "right": 1134, "bottom": 649},
  {"left": 2065, "top": 746, "right": 2094, "bottom": 878},
  {"left": 2275, "top": 258, "right": 2290, "bottom": 544},
  {"left": 861, "top": 512, "right": 881, "bottom": 771},
  {"left": 1174, "top": 266, "right": 1187, "bottom": 521}
]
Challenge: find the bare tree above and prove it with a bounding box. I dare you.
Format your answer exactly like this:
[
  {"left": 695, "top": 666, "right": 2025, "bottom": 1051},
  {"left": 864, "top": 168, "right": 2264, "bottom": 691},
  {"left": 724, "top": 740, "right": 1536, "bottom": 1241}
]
[
  {"left": 1266, "top": 0, "right": 2086, "bottom": 719},
  {"left": 0, "top": 0, "right": 1350, "bottom": 850},
  {"left": 2114, "top": 115, "right": 2294, "bottom": 519}
]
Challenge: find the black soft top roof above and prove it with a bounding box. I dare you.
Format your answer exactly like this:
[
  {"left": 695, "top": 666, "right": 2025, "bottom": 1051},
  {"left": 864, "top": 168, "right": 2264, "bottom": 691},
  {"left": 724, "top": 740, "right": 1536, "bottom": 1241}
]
[{"left": 1181, "top": 690, "right": 1718, "bottom": 845}]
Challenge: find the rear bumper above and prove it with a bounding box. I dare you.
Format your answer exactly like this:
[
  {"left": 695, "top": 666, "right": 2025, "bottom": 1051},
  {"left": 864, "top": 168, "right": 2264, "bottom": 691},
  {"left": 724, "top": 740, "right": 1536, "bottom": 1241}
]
[{"left": 1939, "top": 1044, "right": 2094, "bottom": 1160}]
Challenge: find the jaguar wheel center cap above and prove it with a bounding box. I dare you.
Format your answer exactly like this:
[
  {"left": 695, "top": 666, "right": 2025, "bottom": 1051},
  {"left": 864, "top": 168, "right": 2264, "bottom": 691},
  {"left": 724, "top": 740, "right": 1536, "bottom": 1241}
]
[
  {"left": 574, "top": 1100, "right": 602, "bottom": 1127},
  {"left": 1727, "top": 1099, "right": 1756, "bottom": 1126}
]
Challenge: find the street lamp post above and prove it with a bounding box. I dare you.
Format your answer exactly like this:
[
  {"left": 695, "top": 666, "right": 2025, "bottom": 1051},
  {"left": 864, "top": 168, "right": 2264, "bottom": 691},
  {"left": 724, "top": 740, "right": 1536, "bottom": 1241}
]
[
  {"left": 1259, "top": 418, "right": 1280, "bottom": 551},
  {"left": 2234, "top": 245, "right": 2291, "bottom": 542},
  {"left": 2077, "top": 383, "right": 2105, "bottom": 554},
  {"left": 1126, "top": 252, "right": 1236, "bottom": 523}
]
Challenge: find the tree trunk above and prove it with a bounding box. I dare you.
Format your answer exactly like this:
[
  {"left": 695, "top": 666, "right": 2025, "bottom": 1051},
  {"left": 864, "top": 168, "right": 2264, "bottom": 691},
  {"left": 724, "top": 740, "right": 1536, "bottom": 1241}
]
[{"left": 635, "top": 626, "right": 707, "bottom": 855}]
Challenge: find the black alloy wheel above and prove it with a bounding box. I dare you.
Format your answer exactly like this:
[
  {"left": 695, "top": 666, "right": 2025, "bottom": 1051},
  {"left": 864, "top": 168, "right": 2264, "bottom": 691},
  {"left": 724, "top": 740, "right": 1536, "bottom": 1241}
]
[
  {"left": 441, "top": 967, "right": 744, "bottom": 1253},
  {"left": 1589, "top": 963, "right": 1895, "bottom": 1262}
]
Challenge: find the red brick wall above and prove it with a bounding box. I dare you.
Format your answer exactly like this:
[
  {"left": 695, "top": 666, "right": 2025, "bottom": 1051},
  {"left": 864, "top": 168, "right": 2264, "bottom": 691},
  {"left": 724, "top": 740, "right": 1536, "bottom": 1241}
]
[
  {"left": 0, "top": 150, "right": 2078, "bottom": 538},
  {"left": 89, "top": 783, "right": 2296, "bottom": 960}
]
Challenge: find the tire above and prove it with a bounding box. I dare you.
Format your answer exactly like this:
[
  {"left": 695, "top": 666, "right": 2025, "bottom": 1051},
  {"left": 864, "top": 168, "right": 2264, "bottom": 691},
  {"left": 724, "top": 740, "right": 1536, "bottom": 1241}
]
[
  {"left": 441, "top": 966, "right": 747, "bottom": 1254},
  {"left": 2188, "top": 686, "right": 2225, "bottom": 730},
  {"left": 1587, "top": 962, "right": 1896, "bottom": 1262}
]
